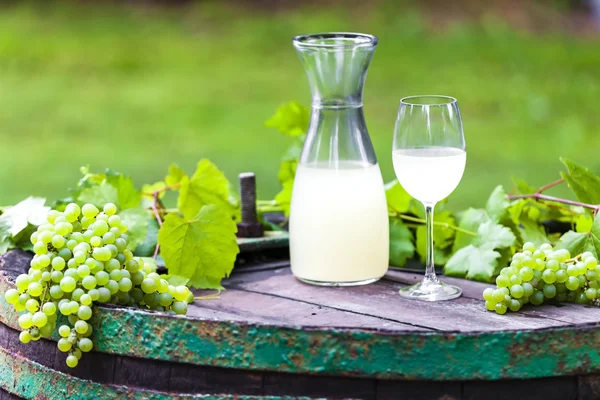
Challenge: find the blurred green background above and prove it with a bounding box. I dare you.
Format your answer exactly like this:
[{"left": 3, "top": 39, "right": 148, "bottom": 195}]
[{"left": 0, "top": 1, "right": 599, "bottom": 209}]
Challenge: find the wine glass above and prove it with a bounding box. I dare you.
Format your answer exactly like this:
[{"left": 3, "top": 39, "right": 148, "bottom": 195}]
[{"left": 392, "top": 95, "right": 466, "bottom": 301}]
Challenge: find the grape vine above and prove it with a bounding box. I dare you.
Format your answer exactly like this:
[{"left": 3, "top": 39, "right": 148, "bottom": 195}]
[{"left": 3, "top": 202, "right": 193, "bottom": 367}]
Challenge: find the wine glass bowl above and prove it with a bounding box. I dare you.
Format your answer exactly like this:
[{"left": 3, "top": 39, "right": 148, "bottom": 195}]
[{"left": 392, "top": 95, "right": 466, "bottom": 301}]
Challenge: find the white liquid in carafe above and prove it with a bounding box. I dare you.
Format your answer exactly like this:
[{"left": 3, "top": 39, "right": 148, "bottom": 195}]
[{"left": 289, "top": 162, "right": 389, "bottom": 284}]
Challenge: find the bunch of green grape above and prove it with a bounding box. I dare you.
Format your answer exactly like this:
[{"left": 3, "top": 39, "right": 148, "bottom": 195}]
[
  {"left": 3, "top": 203, "right": 194, "bottom": 368},
  {"left": 483, "top": 241, "right": 599, "bottom": 315}
]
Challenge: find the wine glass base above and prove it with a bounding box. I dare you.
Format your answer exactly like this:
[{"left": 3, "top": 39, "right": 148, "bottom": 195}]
[{"left": 399, "top": 279, "right": 462, "bottom": 301}]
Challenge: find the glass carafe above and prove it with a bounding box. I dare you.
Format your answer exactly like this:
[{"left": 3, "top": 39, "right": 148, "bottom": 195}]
[{"left": 289, "top": 33, "right": 389, "bottom": 286}]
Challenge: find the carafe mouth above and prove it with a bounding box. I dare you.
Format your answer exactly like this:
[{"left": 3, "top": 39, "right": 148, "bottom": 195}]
[{"left": 293, "top": 33, "right": 378, "bottom": 50}]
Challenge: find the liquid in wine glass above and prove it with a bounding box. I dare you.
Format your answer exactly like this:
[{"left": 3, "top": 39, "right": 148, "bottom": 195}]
[{"left": 392, "top": 95, "right": 466, "bottom": 301}]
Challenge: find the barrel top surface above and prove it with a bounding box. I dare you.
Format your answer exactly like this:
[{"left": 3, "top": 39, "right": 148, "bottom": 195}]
[{"left": 2, "top": 249, "right": 600, "bottom": 383}]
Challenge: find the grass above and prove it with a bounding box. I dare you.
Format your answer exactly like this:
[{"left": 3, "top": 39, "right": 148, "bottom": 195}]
[{"left": 0, "top": 2, "right": 599, "bottom": 209}]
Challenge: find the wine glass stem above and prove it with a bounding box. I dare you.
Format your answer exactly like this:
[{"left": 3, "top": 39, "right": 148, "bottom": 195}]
[{"left": 424, "top": 202, "right": 438, "bottom": 283}]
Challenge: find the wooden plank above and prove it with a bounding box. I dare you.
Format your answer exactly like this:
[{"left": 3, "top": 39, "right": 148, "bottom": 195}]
[
  {"left": 0, "top": 387, "right": 20, "bottom": 400},
  {"left": 578, "top": 374, "right": 600, "bottom": 400},
  {"left": 113, "top": 356, "right": 171, "bottom": 392},
  {"left": 462, "top": 376, "right": 577, "bottom": 400},
  {"left": 226, "top": 268, "right": 570, "bottom": 332},
  {"left": 66, "top": 350, "right": 116, "bottom": 384},
  {"left": 376, "top": 380, "right": 461, "bottom": 400},
  {"left": 196, "top": 287, "right": 427, "bottom": 331},
  {"left": 263, "top": 373, "right": 376, "bottom": 399},
  {"left": 387, "top": 270, "right": 600, "bottom": 325}
]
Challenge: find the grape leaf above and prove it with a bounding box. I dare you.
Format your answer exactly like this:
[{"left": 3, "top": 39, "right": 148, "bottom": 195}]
[
  {"left": 158, "top": 205, "right": 239, "bottom": 289},
  {"left": 385, "top": 180, "right": 413, "bottom": 214},
  {"left": 278, "top": 160, "right": 298, "bottom": 184},
  {"left": 389, "top": 220, "right": 414, "bottom": 267},
  {"left": 265, "top": 101, "right": 310, "bottom": 137},
  {"left": 119, "top": 206, "right": 149, "bottom": 251},
  {"left": 177, "top": 159, "right": 234, "bottom": 220},
  {"left": 576, "top": 214, "right": 593, "bottom": 233},
  {"left": 445, "top": 245, "right": 501, "bottom": 282},
  {"left": 0, "top": 220, "right": 12, "bottom": 255},
  {"left": 485, "top": 185, "right": 509, "bottom": 223},
  {"left": 555, "top": 213, "right": 600, "bottom": 259},
  {"left": 560, "top": 157, "right": 600, "bottom": 207},
  {"left": 106, "top": 173, "right": 140, "bottom": 210},
  {"left": 474, "top": 220, "right": 516, "bottom": 250},
  {"left": 141, "top": 181, "right": 167, "bottom": 209},
  {"left": 133, "top": 217, "right": 159, "bottom": 257},
  {"left": 77, "top": 183, "right": 119, "bottom": 209},
  {"left": 415, "top": 225, "right": 453, "bottom": 266},
  {"left": 451, "top": 208, "right": 488, "bottom": 252},
  {"left": 165, "top": 163, "right": 187, "bottom": 187},
  {"left": 511, "top": 177, "right": 537, "bottom": 195},
  {"left": 518, "top": 217, "right": 549, "bottom": 245},
  {"left": 0, "top": 197, "right": 50, "bottom": 236},
  {"left": 274, "top": 181, "right": 293, "bottom": 217}
]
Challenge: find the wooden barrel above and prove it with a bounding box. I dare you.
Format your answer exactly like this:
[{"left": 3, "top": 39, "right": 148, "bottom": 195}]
[{"left": 2, "top": 247, "right": 600, "bottom": 400}]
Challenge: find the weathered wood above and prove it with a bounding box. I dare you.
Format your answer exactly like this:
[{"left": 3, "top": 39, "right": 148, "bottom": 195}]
[
  {"left": 0, "top": 388, "right": 20, "bottom": 400},
  {"left": 376, "top": 380, "right": 461, "bottom": 400},
  {"left": 228, "top": 268, "right": 570, "bottom": 331},
  {"left": 462, "top": 376, "right": 578, "bottom": 400},
  {"left": 578, "top": 374, "right": 600, "bottom": 400}
]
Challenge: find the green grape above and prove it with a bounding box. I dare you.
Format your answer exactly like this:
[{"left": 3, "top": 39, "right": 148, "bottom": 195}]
[
  {"left": 60, "top": 277, "right": 77, "bottom": 293},
  {"left": 556, "top": 270, "right": 568, "bottom": 283},
  {"left": 119, "top": 278, "right": 133, "bottom": 292},
  {"left": 14, "top": 302, "right": 26, "bottom": 312},
  {"left": 121, "top": 270, "right": 131, "bottom": 279},
  {"left": 582, "top": 251, "right": 594, "bottom": 260},
  {"left": 5, "top": 289, "right": 19, "bottom": 305},
  {"left": 585, "top": 288, "right": 598, "bottom": 300},
  {"left": 105, "top": 259, "right": 120, "bottom": 272},
  {"left": 485, "top": 300, "right": 496, "bottom": 311},
  {"left": 72, "top": 289, "right": 84, "bottom": 302},
  {"left": 30, "top": 257, "right": 41, "bottom": 270},
  {"left": 103, "top": 203, "right": 117, "bottom": 216},
  {"left": 106, "top": 280, "right": 119, "bottom": 295},
  {"left": 115, "top": 238, "right": 127, "bottom": 252},
  {"left": 28, "top": 282, "right": 43, "bottom": 297},
  {"left": 74, "top": 251, "right": 86, "bottom": 264},
  {"left": 542, "top": 270, "right": 556, "bottom": 284},
  {"left": 58, "top": 338, "right": 72, "bottom": 352},
  {"left": 79, "top": 338, "right": 93, "bottom": 353},
  {"left": 80, "top": 294, "right": 92, "bottom": 306},
  {"left": 556, "top": 292, "right": 567, "bottom": 302},
  {"left": 141, "top": 278, "right": 157, "bottom": 294},
  {"left": 97, "top": 288, "right": 111, "bottom": 303},
  {"left": 39, "top": 324, "right": 54, "bottom": 338},
  {"left": 95, "top": 271, "right": 109, "bottom": 286},
  {"left": 566, "top": 276, "right": 580, "bottom": 291},
  {"left": 494, "top": 303, "right": 507, "bottom": 315},
  {"left": 90, "top": 236, "right": 103, "bottom": 247},
  {"left": 18, "top": 313, "right": 33, "bottom": 329},
  {"left": 543, "top": 284, "right": 556, "bottom": 299},
  {"left": 52, "top": 235, "right": 66, "bottom": 249},
  {"left": 586, "top": 270, "right": 599, "bottom": 281},
  {"left": 131, "top": 271, "right": 144, "bottom": 285},
  {"left": 172, "top": 301, "right": 188, "bottom": 315},
  {"left": 29, "top": 328, "right": 41, "bottom": 341},
  {"left": 187, "top": 292, "right": 194, "bottom": 304},
  {"left": 26, "top": 299, "right": 40, "bottom": 313},
  {"left": 174, "top": 286, "right": 189, "bottom": 302},
  {"left": 38, "top": 255, "right": 51, "bottom": 269},
  {"left": 519, "top": 267, "right": 534, "bottom": 282},
  {"left": 523, "top": 242, "right": 536, "bottom": 252},
  {"left": 64, "top": 269, "right": 79, "bottom": 279},
  {"left": 567, "top": 265, "right": 579, "bottom": 277},
  {"left": 585, "top": 257, "right": 598, "bottom": 270},
  {"left": 19, "top": 331, "right": 32, "bottom": 344},
  {"left": 546, "top": 259, "right": 559, "bottom": 271},
  {"left": 65, "top": 354, "right": 79, "bottom": 368},
  {"left": 39, "top": 231, "right": 53, "bottom": 244},
  {"left": 82, "top": 276, "right": 97, "bottom": 290},
  {"left": 159, "top": 292, "right": 174, "bottom": 307},
  {"left": 157, "top": 280, "right": 169, "bottom": 293},
  {"left": 495, "top": 274, "right": 511, "bottom": 289},
  {"left": 576, "top": 262, "right": 587, "bottom": 275},
  {"left": 93, "top": 247, "right": 111, "bottom": 262},
  {"left": 510, "top": 285, "right": 524, "bottom": 299},
  {"left": 16, "top": 274, "right": 31, "bottom": 292},
  {"left": 590, "top": 281, "right": 599, "bottom": 289},
  {"left": 68, "top": 301, "right": 79, "bottom": 314},
  {"left": 43, "top": 302, "right": 57, "bottom": 316},
  {"left": 41, "top": 271, "right": 52, "bottom": 282},
  {"left": 534, "top": 259, "right": 546, "bottom": 271},
  {"left": 131, "top": 288, "right": 144, "bottom": 303},
  {"left": 49, "top": 285, "right": 64, "bottom": 299},
  {"left": 75, "top": 320, "right": 89, "bottom": 334},
  {"left": 106, "top": 244, "right": 118, "bottom": 258},
  {"left": 96, "top": 212, "right": 108, "bottom": 222},
  {"left": 108, "top": 214, "right": 121, "bottom": 227},
  {"left": 103, "top": 232, "right": 116, "bottom": 244},
  {"left": 58, "top": 248, "right": 72, "bottom": 261},
  {"left": 530, "top": 290, "right": 544, "bottom": 305},
  {"left": 32, "top": 311, "right": 48, "bottom": 327},
  {"left": 576, "top": 292, "right": 590, "bottom": 305},
  {"left": 66, "top": 240, "right": 78, "bottom": 251},
  {"left": 508, "top": 299, "right": 521, "bottom": 312},
  {"left": 77, "top": 265, "right": 90, "bottom": 278},
  {"left": 18, "top": 293, "right": 30, "bottom": 305},
  {"left": 55, "top": 222, "right": 73, "bottom": 236},
  {"left": 124, "top": 249, "right": 134, "bottom": 262},
  {"left": 110, "top": 269, "right": 123, "bottom": 281},
  {"left": 578, "top": 275, "right": 587, "bottom": 287},
  {"left": 143, "top": 292, "right": 159, "bottom": 307},
  {"left": 92, "top": 220, "right": 109, "bottom": 236},
  {"left": 556, "top": 249, "right": 571, "bottom": 262},
  {"left": 82, "top": 204, "right": 99, "bottom": 219}
]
